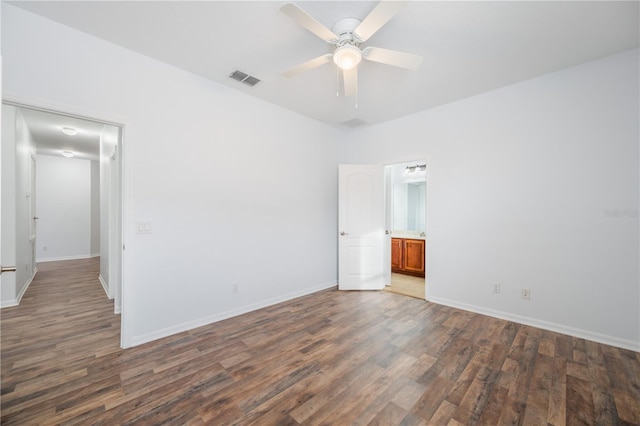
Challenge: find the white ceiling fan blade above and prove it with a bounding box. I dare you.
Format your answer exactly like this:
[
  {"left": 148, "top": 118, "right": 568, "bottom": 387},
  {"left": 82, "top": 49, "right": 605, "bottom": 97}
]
[
  {"left": 282, "top": 54, "right": 333, "bottom": 77},
  {"left": 362, "top": 46, "right": 422, "bottom": 70},
  {"left": 354, "top": 0, "right": 407, "bottom": 42},
  {"left": 280, "top": 3, "right": 338, "bottom": 43},
  {"left": 343, "top": 68, "right": 357, "bottom": 97}
]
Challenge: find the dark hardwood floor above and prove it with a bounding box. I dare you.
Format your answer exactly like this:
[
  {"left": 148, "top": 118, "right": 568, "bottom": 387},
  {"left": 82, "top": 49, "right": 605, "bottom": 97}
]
[{"left": 1, "top": 258, "right": 639, "bottom": 425}]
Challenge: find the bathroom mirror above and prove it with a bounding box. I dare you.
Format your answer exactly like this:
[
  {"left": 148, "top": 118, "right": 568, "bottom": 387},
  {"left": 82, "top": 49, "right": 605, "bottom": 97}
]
[{"left": 393, "top": 181, "right": 426, "bottom": 232}]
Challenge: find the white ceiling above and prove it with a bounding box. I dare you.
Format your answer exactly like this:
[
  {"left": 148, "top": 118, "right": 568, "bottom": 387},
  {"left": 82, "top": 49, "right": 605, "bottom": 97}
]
[
  {"left": 17, "top": 107, "right": 105, "bottom": 161},
  {"left": 9, "top": 1, "right": 640, "bottom": 130}
]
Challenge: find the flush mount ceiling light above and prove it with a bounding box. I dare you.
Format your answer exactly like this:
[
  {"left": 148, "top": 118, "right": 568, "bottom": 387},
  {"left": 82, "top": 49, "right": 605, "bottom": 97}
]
[
  {"left": 61, "top": 150, "right": 75, "bottom": 158},
  {"left": 61, "top": 127, "right": 77, "bottom": 136}
]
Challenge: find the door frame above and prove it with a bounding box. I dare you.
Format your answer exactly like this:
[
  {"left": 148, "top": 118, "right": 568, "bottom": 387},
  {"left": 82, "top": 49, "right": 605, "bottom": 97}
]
[
  {"left": 384, "top": 159, "right": 428, "bottom": 300},
  {"left": 2, "top": 94, "right": 133, "bottom": 348}
]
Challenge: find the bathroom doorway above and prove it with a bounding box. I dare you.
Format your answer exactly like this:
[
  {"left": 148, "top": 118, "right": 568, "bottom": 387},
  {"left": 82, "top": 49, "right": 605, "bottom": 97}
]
[{"left": 384, "top": 161, "right": 426, "bottom": 300}]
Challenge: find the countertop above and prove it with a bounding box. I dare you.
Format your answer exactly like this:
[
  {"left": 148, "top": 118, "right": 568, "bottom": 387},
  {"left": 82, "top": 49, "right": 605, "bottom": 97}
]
[{"left": 391, "top": 232, "right": 426, "bottom": 240}]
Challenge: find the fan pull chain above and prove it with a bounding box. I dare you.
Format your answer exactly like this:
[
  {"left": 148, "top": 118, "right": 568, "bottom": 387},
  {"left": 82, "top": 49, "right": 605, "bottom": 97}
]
[{"left": 355, "top": 68, "right": 358, "bottom": 108}]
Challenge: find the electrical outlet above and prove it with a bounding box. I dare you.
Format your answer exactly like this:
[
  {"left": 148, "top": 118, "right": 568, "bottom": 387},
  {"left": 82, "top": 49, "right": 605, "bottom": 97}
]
[
  {"left": 233, "top": 284, "right": 239, "bottom": 293},
  {"left": 493, "top": 284, "right": 501, "bottom": 294},
  {"left": 521, "top": 288, "right": 531, "bottom": 300},
  {"left": 42, "top": 245, "right": 47, "bottom": 251}
]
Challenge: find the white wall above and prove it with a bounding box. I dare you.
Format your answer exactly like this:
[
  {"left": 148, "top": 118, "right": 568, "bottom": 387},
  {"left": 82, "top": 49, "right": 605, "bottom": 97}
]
[
  {"left": 2, "top": 4, "right": 342, "bottom": 346},
  {"left": 347, "top": 49, "right": 640, "bottom": 350},
  {"left": 99, "top": 124, "right": 120, "bottom": 307},
  {"left": 90, "top": 160, "right": 100, "bottom": 256},
  {"left": 108, "top": 128, "right": 122, "bottom": 313},
  {"left": 36, "top": 155, "right": 92, "bottom": 261},
  {"left": 99, "top": 127, "right": 113, "bottom": 297}
]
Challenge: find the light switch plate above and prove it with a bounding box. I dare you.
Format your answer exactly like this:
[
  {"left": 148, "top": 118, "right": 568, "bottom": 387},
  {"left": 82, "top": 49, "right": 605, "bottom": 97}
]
[{"left": 136, "top": 222, "right": 152, "bottom": 234}]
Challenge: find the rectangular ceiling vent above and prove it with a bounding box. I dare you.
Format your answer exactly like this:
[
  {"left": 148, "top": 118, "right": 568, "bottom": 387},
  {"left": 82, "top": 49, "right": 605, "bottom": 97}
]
[{"left": 229, "top": 70, "right": 261, "bottom": 87}]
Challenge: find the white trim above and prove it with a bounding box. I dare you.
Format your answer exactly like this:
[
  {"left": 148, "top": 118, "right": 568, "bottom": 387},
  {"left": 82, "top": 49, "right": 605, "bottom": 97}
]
[
  {"left": 120, "top": 120, "right": 132, "bottom": 348},
  {"left": 0, "top": 299, "right": 19, "bottom": 308},
  {"left": 37, "top": 254, "right": 96, "bottom": 262},
  {"left": 90, "top": 253, "right": 100, "bottom": 258},
  {"left": 98, "top": 274, "right": 112, "bottom": 300},
  {"left": 2, "top": 95, "right": 125, "bottom": 127},
  {"left": 429, "top": 296, "right": 640, "bottom": 353},
  {"left": 16, "top": 268, "right": 36, "bottom": 304},
  {"left": 1, "top": 268, "right": 37, "bottom": 308},
  {"left": 130, "top": 281, "right": 338, "bottom": 347}
]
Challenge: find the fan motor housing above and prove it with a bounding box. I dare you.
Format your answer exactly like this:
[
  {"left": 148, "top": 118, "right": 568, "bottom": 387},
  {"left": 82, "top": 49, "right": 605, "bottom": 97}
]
[{"left": 331, "top": 17, "right": 362, "bottom": 45}]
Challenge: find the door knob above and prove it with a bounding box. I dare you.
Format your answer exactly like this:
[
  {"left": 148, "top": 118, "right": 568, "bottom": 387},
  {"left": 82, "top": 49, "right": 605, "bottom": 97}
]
[
  {"left": 340, "top": 231, "right": 349, "bottom": 236},
  {"left": 0, "top": 266, "right": 17, "bottom": 274}
]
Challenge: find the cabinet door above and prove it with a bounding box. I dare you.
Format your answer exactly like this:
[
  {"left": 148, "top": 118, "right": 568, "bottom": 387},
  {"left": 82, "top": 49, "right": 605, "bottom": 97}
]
[
  {"left": 403, "top": 239, "right": 425, "bottom": 276},
  {"left": 391, "top": 238, "right": 403, "bottom": 272}
]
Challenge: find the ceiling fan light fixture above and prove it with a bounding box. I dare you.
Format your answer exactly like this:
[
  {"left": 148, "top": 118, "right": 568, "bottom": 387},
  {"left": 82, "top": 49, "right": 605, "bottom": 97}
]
[
  {"left": 333, "top": 45, "right": 362, "bottom": 70},
  {"left": 61, "top": 150, "right": 75, "bottom": 158}
]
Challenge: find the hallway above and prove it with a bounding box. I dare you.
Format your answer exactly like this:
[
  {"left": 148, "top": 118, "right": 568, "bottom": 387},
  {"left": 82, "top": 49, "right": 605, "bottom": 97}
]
[{"left": 0, "top": 258, "right": 120, "bottom": 422}]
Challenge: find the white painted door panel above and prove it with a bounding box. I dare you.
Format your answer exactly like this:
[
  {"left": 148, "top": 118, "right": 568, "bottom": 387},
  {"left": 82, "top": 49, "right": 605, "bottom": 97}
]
[
  {"left": 1, "top": 105, "right": 18, "bottom": 306},
  {"left": 338, "top": 164, "right": 384, "bottom": 290}
]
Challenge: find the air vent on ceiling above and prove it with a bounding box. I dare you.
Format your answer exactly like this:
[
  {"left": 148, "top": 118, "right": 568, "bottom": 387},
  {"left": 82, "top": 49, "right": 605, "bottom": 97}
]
[
  {"left": 340, "top": 118, "right": 369, "bottom": 129},
  {"left": 229, "top": 70, "right": 261, "bottom": 87}
]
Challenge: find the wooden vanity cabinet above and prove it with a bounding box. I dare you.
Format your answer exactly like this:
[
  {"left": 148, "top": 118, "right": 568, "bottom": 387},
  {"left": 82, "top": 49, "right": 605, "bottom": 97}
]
[
  {"left": 391, "top": 238, "right": 403, "bottom": 271},
  {"left": 391, "top": 238, "right": 425, "bottom": 277}
]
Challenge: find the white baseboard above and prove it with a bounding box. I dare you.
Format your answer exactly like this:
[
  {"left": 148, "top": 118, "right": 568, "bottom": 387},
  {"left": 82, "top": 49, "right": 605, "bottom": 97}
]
[
  {"left": 428, "top": 296, "right": 640, "bottom": 353},
  {"left": 98, "top": 274, "right": 112, "bottom": 299},
  {"left": 0, "top": 300, "right": 19, "bottom": 308},
  {"left": 17, "top": 268, "right": 36, "bottom": 305},
  {"left": 37, "top": 254, "right": 96, "bottom": 262},
  {"left": 1, "top": 268, "right": 37, "bottom": 308},
  {"left": 130, "top": 281, "right": 338, "bottom": 347}
]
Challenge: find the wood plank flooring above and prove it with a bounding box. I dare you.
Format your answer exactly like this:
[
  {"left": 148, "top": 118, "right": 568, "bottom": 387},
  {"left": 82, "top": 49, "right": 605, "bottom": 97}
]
[{"left": 2, "top": 258, "right": 640, "bottom": 425}]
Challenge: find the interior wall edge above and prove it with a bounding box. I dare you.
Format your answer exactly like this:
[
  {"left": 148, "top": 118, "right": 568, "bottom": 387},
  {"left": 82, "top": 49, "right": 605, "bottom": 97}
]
[{"left": 0, "top": 268, "right": 37, "bottom": 309}]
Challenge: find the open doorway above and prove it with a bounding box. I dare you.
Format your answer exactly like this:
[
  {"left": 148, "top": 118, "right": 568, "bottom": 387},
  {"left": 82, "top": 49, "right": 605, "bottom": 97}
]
[
  {"left": 1, "top": 102, "right": 123, "bottom": 315},
  {"left": 383, "top": 161, "right": 426, "bottom": 300}
]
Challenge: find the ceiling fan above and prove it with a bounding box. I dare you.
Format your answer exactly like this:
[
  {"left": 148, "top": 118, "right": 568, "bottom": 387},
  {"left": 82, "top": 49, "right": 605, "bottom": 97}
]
[{"left": 280, "top": 1, "right": 422, "bottom": 97}]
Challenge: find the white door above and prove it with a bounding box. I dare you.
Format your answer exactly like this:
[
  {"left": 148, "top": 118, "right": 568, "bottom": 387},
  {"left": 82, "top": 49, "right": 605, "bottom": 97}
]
[
  {"left": 1, "top": 105, "right": 18, "bottom": 305},
  {"left": 28, "top": 155, "right": 37, "bottom": 272},
  {"left": 383, "top": 166, "right": 393, "bottom": 286},
  {"left": 338, "top": 164, "right": 384, "bottom": 290}
]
